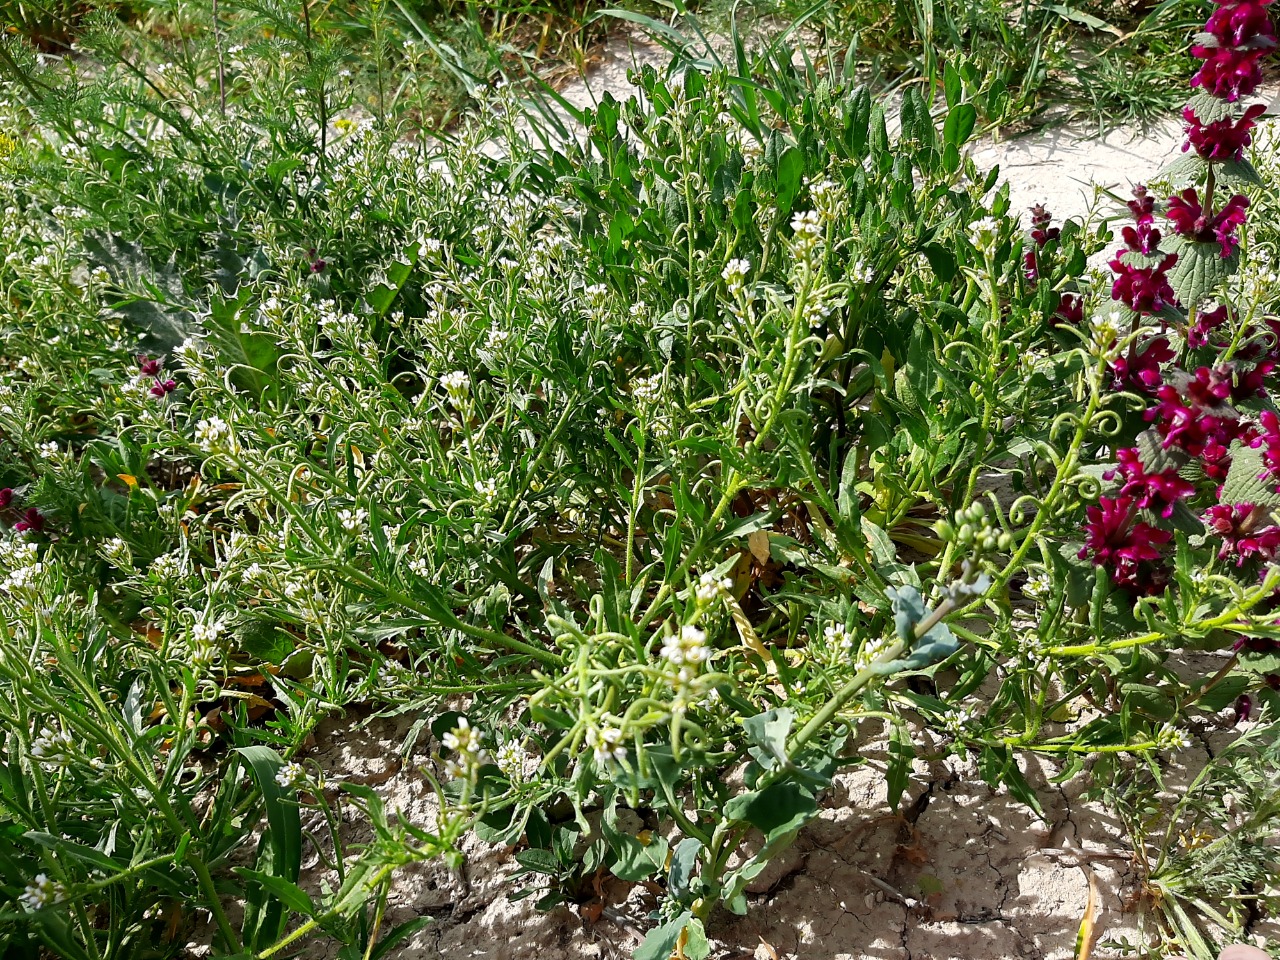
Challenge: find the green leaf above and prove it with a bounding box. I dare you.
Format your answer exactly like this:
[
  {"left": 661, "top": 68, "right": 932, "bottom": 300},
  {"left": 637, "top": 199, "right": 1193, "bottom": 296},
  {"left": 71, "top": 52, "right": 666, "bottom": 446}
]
[
  {"left": 886, "top": 722, "right": 913, "bottom": 811},
  {"left": 742, "top": 708, "right": 794, "bottom": 766},
  {"left": 1166, "top": 236, "right": 1239, "bottom": 308},
  {"left": 368, "top": 917, "right": 434, "bottom": 960},
  {"left": 723, "top": 782, "right": 818, "bottom": 837},
  {"left": 233, "top": 868, "right": 315, "bottom": 917},
  {"left": 943, "top": 62, "right": 961, "bottom": 108},
  {"left": 776, "top": 146, "right": 805, "bottom": 218},
  {"left": 1218, "top": 157, "right": 1264, "bottom": 186},
  {"left": 237, "top": 620, "right": 294, "bottom": 664},
  {"left": 1220, "top": 442, "right": 1280, "bottom": 509},
  {"left": 635, "top": 913, "right": 692, "bottom": 960},
  {"left": 513, "top": 847, "right": 562, "bottom": 876},
  {"left": 607, "top": 830, "right": 669, "bottom": 882},
  {"left": 668, "top": 838, "right": 702, "bottom": 901},
  {"left": 942, "top": 104, "right": 976, "bottom": 147}
]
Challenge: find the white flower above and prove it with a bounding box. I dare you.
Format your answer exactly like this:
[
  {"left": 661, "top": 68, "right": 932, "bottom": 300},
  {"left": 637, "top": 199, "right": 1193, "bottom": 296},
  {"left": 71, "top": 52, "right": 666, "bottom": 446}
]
[
  {"left": 968, "top": 216, "right": 1001, "bottom": 255},
  {"left": 695, "top": 572, "right": 733, "bottom": 604},
  {"left": 484, "top": 326, "right": 510, "bottom": 351},
  {"left": 36, "top": 441, "right": 60, "bottom": 460},
  {"left": 632, "top": 373, "right": 663, "bottom": 405},
  {"left": 149, "top": 551, "right": 187, "bottom": 581},
  {"left": 19, "top": 874, "right": 65, "bottom": 912},
  {"left": 194, "top": 417, "right": 231, "bottom": 453},
  {"left": 440, "top": 371, "right": 470, "bottom": 406},
  {"left": 473, "top": 478, "right": 498, "bottom": 505},
  {"left": 588, "top": 724, "right": 627, "bottom": 765},
  {"left": 854, "top": 635, "right": 892, "bottom": 673},
  {"left": 1156, "top": 723, "right": 1192, "bottom": 751},
  {"left": 850, "top": 259, "right": 875, "bottom": 284},
  {"left": 721, "top": 258, "right": 751, "bottom": 297},
  {"left": 442, "top": 718, "right": 488, "bottom": 779},
  {"left": 408, "top": 556, "right": 429, "bottom": 577},
  {"left": 1023, "top": 573, "right": 1052, "bottom": 599},
  {"left": 337, "top": 507, "right": 368, "bottom": 534},
  {"left": 30, "top": 724, "right": 76, "bottom": 772},
  {"left": 495, "top": 740, "right": 529, "bottom": 779},
  {"left": 790, "top": 209, "right": 822, "bottom": 242},
  {"left": 243, "top": 562, "right": 266, "bottom": 583},
  {"left": 191, "top": 620, "right": 223, "bottom": 644},
  {"left": 275, "top": 761, "right": 307, "bottom": 790},
  {"left": 823, "top": 623, "right": 854, "bottom": 652},
  {"left": 941, "top": 707, "right": 975, "bottom": 736},
  {"left": 101, "top": 537, "right": 132, "bottom": 568}
]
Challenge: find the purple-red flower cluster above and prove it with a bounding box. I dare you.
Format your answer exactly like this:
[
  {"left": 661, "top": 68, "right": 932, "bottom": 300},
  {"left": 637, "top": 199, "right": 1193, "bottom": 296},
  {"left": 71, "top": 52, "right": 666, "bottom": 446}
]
[
  {"left": 1183, "top": 102, "right": 1267, "bottom": 161},
  {"left": 1192, "top": 0, "right": 1276, "bottom": 101},
  {"left": 0, "top": 487, "right": 45, "bottom": 534},
  {"left": 1111, "top": 337, "right": 1174, "bottom": 393},
  {"left": 139, "top": 355, "right": 177, "bottom": 398},
  {"left": 1080, "top": 496, "right": 1172, "bottom": 593},
  {"left": 1205, "top": 502, "right": 1280, "bottom": 563},
  {"left": 1166, "top": 188, "right": 1250, "bottom": 257},
  {"left": 1104, "top": 448, "right": 1196, "bottom": 517},
  {"left": 1024, "top": 204, "right": 1062, "bottom": 281}
]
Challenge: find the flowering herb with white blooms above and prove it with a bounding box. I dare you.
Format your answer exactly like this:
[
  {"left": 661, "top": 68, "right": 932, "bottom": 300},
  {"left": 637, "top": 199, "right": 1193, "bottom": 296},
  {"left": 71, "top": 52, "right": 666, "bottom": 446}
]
[{"left": 0, "top": 6, "right": 1277, "bottom": 959}]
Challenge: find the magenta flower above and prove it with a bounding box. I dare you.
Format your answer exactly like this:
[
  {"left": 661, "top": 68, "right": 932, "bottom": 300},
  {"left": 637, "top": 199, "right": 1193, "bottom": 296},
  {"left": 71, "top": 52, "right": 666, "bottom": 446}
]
[
  {"left": 1054, "top": 293, "right": 1084, "bottom": 326},
  {"left": 1254, "top": 409, "right": 1280, "bottom": 477},
  {"left": 1204, "top": 502, "right": 1280, "bottom": 564},
  {"left": 1194, "top": 1, "right": 1276, "bottom": 54},
  {"left": 1127, "top": 185, "right": 1156, "bottom": 225},
  {"left": 138, "top": 354, "right": 176, "bottom": 399},
  {"left": 14, "top": 508, "right": 44, "bottom": 534},
  {"left": 1233, "top": 692, "right": 1253, "bottom": 724},
  {"left": 1147, "top": 381, "right": 1249, "bottom": 459},
  {"left": 1080, "top": 495, "right": 1173, "bottom": 592},
  {"left": 1166, "top": 188, "right": 1249, "bottom": 258},
  {"left": 1183, "top": 102, "right": 1267, "bottom": 161},
  {"left": 1192, "top": 48, "right": 1269, "bottom": 101},
  {"left": 1110, "top": 253, "right": 1179, "bottom": 314},
  {"left": 1111, "top": 337, "right": 1174, "bottom": 392},
  {"left": 0, "top": 488, "right": 11, "bottom": 509},
  {"left": 1105, "top": 448, "right": 1196, "bottom": 517},
  {"left": 1121, "top": 221, "right": 1163, "bottom": 254},
  {"left": 1188, "top": 302, "right": 1232, "bottom": 347}
]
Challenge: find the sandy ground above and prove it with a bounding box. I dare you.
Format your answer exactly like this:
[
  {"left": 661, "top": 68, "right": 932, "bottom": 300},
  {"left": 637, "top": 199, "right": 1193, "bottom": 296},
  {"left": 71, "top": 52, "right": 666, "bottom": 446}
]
[
  {"left": 212, "top": 38, "right": 1280, "bottom": 960},
  {"left": 280, "top": 707, "right": 1275, "bottom": 960}
]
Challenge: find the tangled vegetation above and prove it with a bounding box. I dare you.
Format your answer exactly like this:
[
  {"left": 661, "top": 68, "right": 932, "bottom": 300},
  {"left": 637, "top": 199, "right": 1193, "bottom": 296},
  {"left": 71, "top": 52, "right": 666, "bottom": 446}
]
[{"left": 0, "top": 0, "right": 1278, "bottom": 957}]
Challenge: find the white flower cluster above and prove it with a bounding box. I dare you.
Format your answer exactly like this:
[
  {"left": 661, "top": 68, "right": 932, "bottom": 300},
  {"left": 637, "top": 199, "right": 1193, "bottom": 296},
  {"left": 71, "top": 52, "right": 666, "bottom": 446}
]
[
  {"left": 275, "top": 761, "right": 308, "bottom": 790},
  {"left": 849, "top": 259, "right": 875, "bottom": 285},
  {"left": 149, "top": 550, "right": 188, "bottom": 582},
  {"left": 194, "top": 416, "right": 234, "bottom": 454},
  {"left": 101, "top": 536, "right": 132, "bottom": 569},
  {"left": 721, "top": 258, "right": 751, "bottom": 299},
  {"left": 695, "top": 571, "right": 733, "bottom": 604},
  {"left": 30, "top": 724, "right": 76, "bottom": 773},
  {"left": 1156, "top": 723, "right": 1192, "bottom": 751},
  {"left": 660, "top": 624, "right": 712, "bottom": 688},
  {"left": 19, "top": 874, "right": 66, "bottom": 912},
  {"left": 968, "top": 216, "right": 1000, "bottom": 255},
  {"left": 337, "top": 507, "right": 368, "bottom": 534},
  {"left": 854, "top": 634, "right": 892, "bottom": 673},
  {"left": 442, "top": 718, "right": 489, "bottom": 779},
  {"left": 495, "top": 739, "right": 530, "bottom": 780},
  {"left": 940, "top": 707, "right": 975, "bottom": 737},
  {"left": 440, "top": 370, "right": 470, "bottom": 407},
  {"left": 789, "top": 210, "right": 823, "bottom": 254},
  {"left": 588, "top": 723, "right": 627, "bottom": 765},
  {"left": 473, "top": 478, "right": 498, "bottom": 506},
  {"left": 631, "top": 373, "right": 663, "bottom": 405},
  {"left": 823, "top": 622, "right": 854, "bottom": 652}
]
